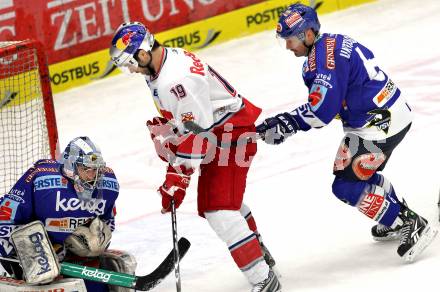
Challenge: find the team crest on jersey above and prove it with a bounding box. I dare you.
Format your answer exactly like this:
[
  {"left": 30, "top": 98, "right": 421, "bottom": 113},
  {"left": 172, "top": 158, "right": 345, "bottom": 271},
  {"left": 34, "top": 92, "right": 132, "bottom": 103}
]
[
  {"left": 34, "top": 175, "right": 68, "bottom": 191},
  {"left": 308, "top": 84, "right": 328, "bottom": 111},
  {"left": 181, "top": 112, "right": 195, "bottom": 122}
]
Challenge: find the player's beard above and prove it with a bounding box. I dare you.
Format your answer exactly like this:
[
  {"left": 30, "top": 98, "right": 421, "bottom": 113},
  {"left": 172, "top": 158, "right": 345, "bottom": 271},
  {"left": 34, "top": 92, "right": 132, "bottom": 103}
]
[{"left": 138, "top": 51, "right": 157, "bottom": 76}]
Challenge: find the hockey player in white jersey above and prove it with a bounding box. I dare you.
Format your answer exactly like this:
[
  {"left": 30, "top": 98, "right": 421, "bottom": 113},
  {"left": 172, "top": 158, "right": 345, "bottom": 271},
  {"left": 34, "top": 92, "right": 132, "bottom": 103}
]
[{"left": 110, "top": 22, "right": 280, "bottom": 292}]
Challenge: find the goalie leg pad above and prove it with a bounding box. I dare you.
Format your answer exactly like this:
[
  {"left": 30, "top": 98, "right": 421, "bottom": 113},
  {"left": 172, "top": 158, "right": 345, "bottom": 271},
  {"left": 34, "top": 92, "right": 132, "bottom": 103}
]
[
  {"left": 10, "top": 221, "right": 60, "bottom": 285},
  {"left": 99, "top": 249, "right": 137, "bottom": 292},
  {"left": 0, "top": 277, "right": 87, "bottom": 292}
]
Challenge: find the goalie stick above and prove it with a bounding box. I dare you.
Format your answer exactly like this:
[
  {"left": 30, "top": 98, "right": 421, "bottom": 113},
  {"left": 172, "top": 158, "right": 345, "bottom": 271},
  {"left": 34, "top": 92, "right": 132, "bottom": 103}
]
[{"left": 0, "top": 237, "right": 190, "bottom": 291}]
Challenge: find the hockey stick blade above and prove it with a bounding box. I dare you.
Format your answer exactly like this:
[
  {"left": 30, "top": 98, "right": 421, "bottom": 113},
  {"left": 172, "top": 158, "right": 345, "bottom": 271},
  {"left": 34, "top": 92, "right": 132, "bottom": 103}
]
[
  {"left": 0, "top": 237, "right": 191, "bottom": 291},
  {"left": 134, "top": 237, "right": 191, "bottom": 291}
]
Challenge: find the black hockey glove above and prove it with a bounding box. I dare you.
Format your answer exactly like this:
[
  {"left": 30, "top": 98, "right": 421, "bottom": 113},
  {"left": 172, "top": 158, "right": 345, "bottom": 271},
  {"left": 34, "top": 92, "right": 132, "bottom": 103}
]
[{"left": 256, "top": 113, "right": 299, "bottom": 145}]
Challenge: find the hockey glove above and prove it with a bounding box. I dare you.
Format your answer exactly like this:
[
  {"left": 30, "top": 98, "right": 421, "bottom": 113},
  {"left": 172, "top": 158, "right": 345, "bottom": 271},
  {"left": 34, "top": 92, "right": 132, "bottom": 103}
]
[
  {"left": 256, "top": 113, "right": 299, "bottom": 145},
  {"left": 146, "top": 117, "right": 178, "bottom": 162},
  {"left": 64, "top": 217, "right": 112, "bottom": 257},
  {"left": 158, "top": 164, "right": 194, "bottom": 213}
]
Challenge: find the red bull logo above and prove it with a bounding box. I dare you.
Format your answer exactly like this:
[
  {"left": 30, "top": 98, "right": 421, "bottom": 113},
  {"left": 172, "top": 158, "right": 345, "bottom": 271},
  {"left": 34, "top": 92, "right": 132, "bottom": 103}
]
[{"left": 116, "top": 31, "right": 135, "bottom": 51}]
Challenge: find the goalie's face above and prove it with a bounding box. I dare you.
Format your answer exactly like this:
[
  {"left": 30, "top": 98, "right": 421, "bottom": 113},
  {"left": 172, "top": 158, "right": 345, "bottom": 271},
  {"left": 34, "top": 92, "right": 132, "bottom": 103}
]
[{"left": 77, "top": 164, "right": 101, "bottom": 185}]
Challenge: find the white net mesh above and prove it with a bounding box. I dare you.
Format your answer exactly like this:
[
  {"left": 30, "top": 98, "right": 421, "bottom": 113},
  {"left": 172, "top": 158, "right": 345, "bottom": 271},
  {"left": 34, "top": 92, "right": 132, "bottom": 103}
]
[{"left": 0, "top": 41, "right": 52, "bottom": 194}]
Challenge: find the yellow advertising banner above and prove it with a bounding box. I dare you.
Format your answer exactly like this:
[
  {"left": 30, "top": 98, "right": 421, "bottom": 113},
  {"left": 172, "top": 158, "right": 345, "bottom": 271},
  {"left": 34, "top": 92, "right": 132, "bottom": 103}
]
[{"left": 49, "top": 0, "right": 375, "bottom": 94}]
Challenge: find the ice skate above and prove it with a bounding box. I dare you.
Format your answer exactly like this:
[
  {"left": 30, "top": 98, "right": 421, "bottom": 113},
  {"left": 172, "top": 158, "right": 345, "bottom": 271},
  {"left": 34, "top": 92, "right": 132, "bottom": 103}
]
[
  {"left": 251, "top": 270, "right": 281, "bottom": 292},
  {"left": 371, "top": 224, "right": 402, "bottom": 241},
  {"left": 397, "top": 207, "right": 438, "bottom": 262}
]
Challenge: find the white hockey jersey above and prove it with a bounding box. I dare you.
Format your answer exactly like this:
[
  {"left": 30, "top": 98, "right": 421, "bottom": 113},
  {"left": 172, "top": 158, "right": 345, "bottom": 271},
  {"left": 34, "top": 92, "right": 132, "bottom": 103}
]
[{"left": 145, "top": 47, "right": 261, "bottom": 168}]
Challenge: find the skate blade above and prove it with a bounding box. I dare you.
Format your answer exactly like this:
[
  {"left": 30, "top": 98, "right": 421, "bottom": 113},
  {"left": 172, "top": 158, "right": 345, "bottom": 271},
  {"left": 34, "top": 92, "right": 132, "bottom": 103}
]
[
  {"left": 272, "top": 266, "right": 282, "bottom": 278},
  {"left": 373, "top": 231, "right": 401, "bottom": 242},
  {"left": 403, "top": 224, "right": 438, "bottom": 262}
]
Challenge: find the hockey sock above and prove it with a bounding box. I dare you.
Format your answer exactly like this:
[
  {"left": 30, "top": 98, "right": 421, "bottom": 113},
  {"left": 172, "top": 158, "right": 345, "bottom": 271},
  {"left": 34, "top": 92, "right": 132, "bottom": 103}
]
[
  {"left": 205, "top": 210, "right": 268, "bottom": 284},
  {"left": 332, "top": 176, "right": 401, "bottom": 226}
]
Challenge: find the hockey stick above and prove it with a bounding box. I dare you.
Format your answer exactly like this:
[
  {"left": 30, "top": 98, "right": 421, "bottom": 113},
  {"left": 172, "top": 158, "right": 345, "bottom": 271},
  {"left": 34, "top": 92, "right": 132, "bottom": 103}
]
[
  {"left": 170, "top": 198, "right": 182, "bottom": 291},
  {"left": 0, "top": 237, "right": 190, "bottom": 291}
]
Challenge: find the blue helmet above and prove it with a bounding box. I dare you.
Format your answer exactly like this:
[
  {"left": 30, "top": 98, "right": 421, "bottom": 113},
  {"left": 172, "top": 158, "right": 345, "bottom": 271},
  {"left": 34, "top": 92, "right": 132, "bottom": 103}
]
[
  {"left": 60, "top": 136, "right": 106, "bottom": 201},
  {"left": 277, "top": 4, "right": 320, "bottom": 39},
  {"left": 110, "top": 22, "right": 154, "bottom": 68}
]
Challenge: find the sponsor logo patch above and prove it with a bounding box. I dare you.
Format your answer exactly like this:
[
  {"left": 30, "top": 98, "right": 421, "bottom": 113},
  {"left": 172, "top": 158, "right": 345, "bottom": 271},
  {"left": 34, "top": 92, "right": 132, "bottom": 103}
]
[
  {"left": 29, "top": 232, "right": 52, "bottom": 275},
  {"left": 0, "top": 199, "right": 19, "bottom": 222},
  {"left": 55, "top": 192, "right": 107, "bottom": 215},
  {"left": 308, "top": 46, "right": 316, "bottom": 71},
  {"left": 25, "top": 167, "right": 59, "bottom": 183},
  {"left": 367, "top": 108, "right": 391, "bottom": 134},
  {"left": 285, "top": 12, "right": 303, "bottom": 28},
  {"left": 46, "top": 217, "right": 92, "bottom": 233},
  {"left": 358, "top": 192, "right": 383, "bottom": 219},
  {"left": 372, "top": 78, "right": 397, "bottom": 107},
  {"left": 325, "top": 37, "right": 336, "bottom": 69},
  {"left": 115, "top": 31, "right": 135, "bottom": 51},
  {"left": 34, "top": 175, "right": 68, "bottom": 190},
  {"left": 81, "top": 266, "right": 111, "bottom": 283},
  {"left": 97, "top": 177, "right": 119, "bottom": 192}
]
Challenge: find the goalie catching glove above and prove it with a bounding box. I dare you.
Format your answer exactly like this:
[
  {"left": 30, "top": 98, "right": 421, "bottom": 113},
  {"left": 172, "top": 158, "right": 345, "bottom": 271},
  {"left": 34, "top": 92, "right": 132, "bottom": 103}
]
[
  {"left": 64, "top": 217, "right": 112, "bottom": 257},
  {"left": 146, "top": 116, "right": 179, "bottom": 162},
  {"left": 158, "top": 164, "right": 194, "bottom": 213}
]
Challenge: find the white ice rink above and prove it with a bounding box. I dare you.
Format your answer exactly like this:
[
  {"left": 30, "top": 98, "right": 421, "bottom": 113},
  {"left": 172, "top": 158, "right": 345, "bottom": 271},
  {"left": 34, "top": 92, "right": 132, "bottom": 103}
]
[{"left": 54, "top": 0, "right": 440, "bottom": 291}]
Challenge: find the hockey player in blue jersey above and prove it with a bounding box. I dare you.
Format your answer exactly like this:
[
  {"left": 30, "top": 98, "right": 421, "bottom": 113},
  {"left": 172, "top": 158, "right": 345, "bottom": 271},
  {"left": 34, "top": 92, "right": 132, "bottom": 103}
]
[
  {"left": 256, "top": 4, "right": 437, "bottom": 262},
  {"left": 0, "top": 137, "right": 136, "bottom": 291}
]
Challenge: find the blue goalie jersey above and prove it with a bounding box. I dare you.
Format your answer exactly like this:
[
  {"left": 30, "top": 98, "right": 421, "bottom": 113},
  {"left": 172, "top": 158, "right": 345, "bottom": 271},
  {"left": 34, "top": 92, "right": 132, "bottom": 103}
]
[
  {"left": 0, "top": 159, "right": 119, "bottom": 258},
  {"left": 292, "top": 33, "right": 412, "bottom": 140}
]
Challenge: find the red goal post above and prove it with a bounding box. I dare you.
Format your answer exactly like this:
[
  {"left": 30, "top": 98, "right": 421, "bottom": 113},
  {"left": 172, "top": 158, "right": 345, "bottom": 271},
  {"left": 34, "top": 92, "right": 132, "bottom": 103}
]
[{"left": 0, "top": 39, "right": 59, "bottom": 194}]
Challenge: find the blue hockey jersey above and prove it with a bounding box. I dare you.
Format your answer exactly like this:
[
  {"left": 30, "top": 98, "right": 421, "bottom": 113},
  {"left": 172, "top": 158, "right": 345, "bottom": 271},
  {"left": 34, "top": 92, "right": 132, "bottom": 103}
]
[
  {"left": 291, "top": 33, "right": 412, "bottom": 140},
  {"left": 0, "top": 159, "right": 119, "bottom": 291}
]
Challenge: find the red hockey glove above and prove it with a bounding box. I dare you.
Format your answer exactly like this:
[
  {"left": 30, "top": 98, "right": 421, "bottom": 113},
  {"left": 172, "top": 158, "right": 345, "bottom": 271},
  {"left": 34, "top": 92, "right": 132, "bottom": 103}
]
[
  {"left": 158, "top": 164, "right": 194, "bottom": 213},
  {"left": 146, "top": 117, "right": 178, "bottom": 162}
]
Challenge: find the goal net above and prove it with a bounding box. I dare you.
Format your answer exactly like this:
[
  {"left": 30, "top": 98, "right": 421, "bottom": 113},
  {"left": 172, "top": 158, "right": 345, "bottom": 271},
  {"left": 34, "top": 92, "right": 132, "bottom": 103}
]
[{"left": 0, "top": 40, "right": 58, "bottom": 195}]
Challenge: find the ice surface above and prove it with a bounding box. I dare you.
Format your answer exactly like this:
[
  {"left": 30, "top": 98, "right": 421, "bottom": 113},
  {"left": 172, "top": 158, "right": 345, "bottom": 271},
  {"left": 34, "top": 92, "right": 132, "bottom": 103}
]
[{"left": 53, "top": 0, "right": 440, "bottom": 291}]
